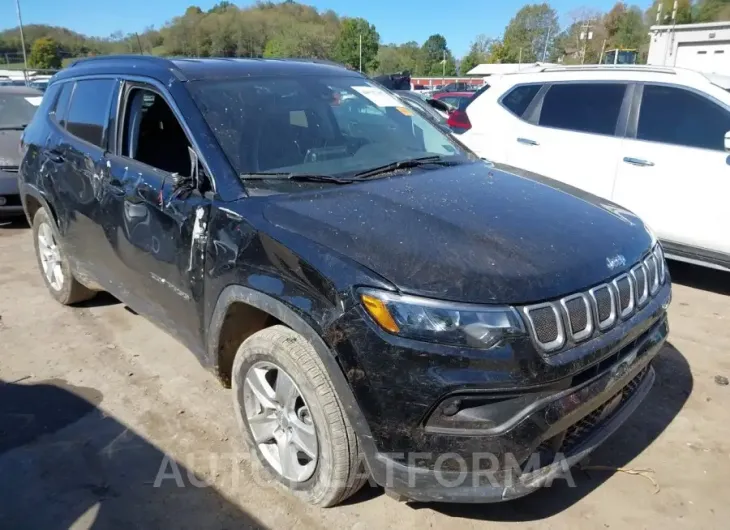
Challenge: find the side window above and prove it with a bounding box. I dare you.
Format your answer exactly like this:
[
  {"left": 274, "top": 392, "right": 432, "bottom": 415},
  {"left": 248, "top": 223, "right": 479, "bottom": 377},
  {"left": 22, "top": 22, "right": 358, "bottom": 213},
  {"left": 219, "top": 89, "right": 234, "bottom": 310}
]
[
  {"left": 638, "top": 84, "right": 730, "bottom": 151},
  {"left": 501, "top": 84, "right": 541, "bottom": 117},
  {"left": 121, "top": 87, "right": 192, "bottom": 176},
  {"left": 538, "top": 83, "right": 626, "bottom": 135},
  {"left": 52, "top": 82, "right": 74, "bottom": 128},
  {"left": 66, "top": 79, "right": 116, "bottom": 147}
]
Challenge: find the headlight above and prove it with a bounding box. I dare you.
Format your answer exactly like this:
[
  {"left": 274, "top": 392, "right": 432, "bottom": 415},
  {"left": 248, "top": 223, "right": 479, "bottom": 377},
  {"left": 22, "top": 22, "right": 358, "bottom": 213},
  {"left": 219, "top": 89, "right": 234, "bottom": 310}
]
[{"left": 359, "top": 289, "right": 525, "bottom": 349}]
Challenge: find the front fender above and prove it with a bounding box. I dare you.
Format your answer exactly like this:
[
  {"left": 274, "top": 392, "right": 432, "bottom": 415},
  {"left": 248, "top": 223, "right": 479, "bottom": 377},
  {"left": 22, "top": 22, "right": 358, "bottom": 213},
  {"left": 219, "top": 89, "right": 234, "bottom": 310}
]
[{"left": 206, "top": 284, "right": 379, "bottom": 473}]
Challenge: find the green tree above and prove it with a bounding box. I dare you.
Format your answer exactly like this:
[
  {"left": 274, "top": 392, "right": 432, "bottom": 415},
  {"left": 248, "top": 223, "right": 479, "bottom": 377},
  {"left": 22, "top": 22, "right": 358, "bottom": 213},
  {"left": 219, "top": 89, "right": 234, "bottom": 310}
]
[
  {"left": 420, "top": 34, "right": 457, "bottom": 75},
  {"left": 28, "top": 37, "right": 61, "bottom": 69},
  {"left": 646, "top": 0, "right": 692, "bottom": 24},
  {"left": 695, "top": 0, "right": 730, "bottom": 22},
  {"left": 333, "top": 18, "right": 379, "bottom": 71},
  {"left": 502, "top": 3, "right": 560, "bottom": 63}
]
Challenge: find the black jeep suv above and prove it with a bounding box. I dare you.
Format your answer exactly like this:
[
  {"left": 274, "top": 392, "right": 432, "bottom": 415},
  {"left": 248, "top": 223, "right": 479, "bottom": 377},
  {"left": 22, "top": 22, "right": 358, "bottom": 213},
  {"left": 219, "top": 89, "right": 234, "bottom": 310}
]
[{"left": 19, "top": 56, "right": 671, "bottom": 506}]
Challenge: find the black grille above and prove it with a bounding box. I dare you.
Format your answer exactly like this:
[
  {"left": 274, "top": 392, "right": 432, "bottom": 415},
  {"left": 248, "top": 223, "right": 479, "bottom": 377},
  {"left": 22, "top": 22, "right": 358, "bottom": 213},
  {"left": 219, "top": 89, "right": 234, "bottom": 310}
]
[
  {"left": 633, "top": 265, "right": 647, "bottom": 302},
  {"left": 529, "top": 306, "right": 559, "bottom": 345},
  {"left": 593, "top": 286, "right": 613, "bottom": 323},
  {"left": 564, "top": 297, "right": 589, "bottom": 334},
  {"left": 560, "top": 366, "right": 649, "bottom": 454},
  {"left": 615, "top": 276, "right": 632, "bottom": 314},
  {"left": 0, "top": 166, "right": 19, "bottom": 173}
]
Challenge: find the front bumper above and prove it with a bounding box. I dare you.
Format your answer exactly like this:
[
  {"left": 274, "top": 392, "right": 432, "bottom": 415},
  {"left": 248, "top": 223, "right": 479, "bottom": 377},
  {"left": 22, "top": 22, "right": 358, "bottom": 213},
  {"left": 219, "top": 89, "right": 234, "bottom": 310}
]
[
  {"left": 0, "top": 172, "right": 23, "bottom": 216},
  {"left": 331, "top": 282, "right": 670, "bottom": 503},
  {"left": 373, "top": 339, "right": 659, "bottom": 502}
]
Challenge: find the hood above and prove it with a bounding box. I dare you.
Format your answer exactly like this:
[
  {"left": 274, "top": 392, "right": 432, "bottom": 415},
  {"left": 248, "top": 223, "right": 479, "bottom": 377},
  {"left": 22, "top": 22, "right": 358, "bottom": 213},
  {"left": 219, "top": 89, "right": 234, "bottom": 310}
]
[
  {"left": 0, "top": 130, "right": 21, "bottom": 169},
  {"left": 262, "top": 162, "right": 654, "bottom": 305}
]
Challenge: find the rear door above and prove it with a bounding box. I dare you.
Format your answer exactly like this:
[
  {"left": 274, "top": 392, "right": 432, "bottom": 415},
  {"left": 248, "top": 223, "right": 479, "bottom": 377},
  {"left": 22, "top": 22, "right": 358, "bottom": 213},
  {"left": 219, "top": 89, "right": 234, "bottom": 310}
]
[
  {"left": 613, "top": 83, "right": 730, "bottom": 259},
  {"left": 505, "top": 82, "right": 630, "bottom": 200},
  {"left": 44, "top": 78, "right": 120, "bottom": 281}
]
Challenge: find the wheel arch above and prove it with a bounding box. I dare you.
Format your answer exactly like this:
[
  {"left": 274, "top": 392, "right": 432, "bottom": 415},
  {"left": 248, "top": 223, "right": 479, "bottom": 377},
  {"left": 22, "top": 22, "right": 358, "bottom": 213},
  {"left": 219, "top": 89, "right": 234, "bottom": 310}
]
[{"left": 207, "top": 284, "right": 379, "bottom": 469}]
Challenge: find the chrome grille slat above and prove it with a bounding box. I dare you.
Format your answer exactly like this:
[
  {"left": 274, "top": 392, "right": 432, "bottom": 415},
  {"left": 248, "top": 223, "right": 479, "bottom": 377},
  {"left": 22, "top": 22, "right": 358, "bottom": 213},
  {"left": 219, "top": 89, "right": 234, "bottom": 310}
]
[
  {"left": 523, "top": 303, "right": 565, "bottom": 352},
  {"left": 560, "top": 293, "right": 593, "bottom": 342},
  {"left": 589, "top": 284, "right": 617, "bottom": 331},
  {"left": 612, "top": 273, "right": 635, "bottom": 319},
  {"left": 523, "top": 245, "right": 667, "bottom": 355},
  {"left": 631, "top": 263, "right": 649, "bottom": 307}
]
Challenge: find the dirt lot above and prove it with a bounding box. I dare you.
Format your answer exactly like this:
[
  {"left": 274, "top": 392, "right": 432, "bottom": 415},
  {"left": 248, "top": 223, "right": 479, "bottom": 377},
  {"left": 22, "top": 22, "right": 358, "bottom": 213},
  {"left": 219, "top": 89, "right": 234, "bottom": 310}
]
[{"left": 1, "top": 219, "right": 729, "bottom": 530}]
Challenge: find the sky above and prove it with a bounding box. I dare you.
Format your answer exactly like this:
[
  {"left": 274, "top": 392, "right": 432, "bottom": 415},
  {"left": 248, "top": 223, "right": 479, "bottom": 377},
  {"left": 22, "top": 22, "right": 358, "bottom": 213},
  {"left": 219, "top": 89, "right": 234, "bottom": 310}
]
[{"left": 2, "top": 0, "right": 651, "bottom": 57}]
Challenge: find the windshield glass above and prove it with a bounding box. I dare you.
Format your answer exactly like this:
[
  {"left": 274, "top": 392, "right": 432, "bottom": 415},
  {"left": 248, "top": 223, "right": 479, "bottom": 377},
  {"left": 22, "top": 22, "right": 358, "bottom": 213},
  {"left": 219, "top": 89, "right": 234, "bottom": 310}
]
[
  {"left": 188, "top": 75, "right": 469, "bottom": 180},
  {"left": 0, "top": 93, "right": 40, "bottom": 128}
]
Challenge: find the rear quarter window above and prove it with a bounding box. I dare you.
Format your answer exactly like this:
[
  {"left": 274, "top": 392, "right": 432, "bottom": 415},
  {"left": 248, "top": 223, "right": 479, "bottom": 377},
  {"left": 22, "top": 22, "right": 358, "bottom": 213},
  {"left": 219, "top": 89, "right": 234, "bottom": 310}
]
[{"left": 500, "top": 84, "right": 542, "bottom": 117}]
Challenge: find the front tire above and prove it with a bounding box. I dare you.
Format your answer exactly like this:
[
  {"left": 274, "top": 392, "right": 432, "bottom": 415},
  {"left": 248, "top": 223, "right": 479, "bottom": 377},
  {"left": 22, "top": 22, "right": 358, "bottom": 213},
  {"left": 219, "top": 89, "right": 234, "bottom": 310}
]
[
  {"left": 232, "top": 325, "right": 367, "bottom": 507},
  {"left": 32, "top": 208, "right": 95, "bottom": 305}
]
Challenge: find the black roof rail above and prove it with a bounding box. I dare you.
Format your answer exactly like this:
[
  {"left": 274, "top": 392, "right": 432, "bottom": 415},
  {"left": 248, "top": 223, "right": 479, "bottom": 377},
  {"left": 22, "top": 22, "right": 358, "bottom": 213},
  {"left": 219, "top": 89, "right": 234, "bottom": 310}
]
[
  {"left": 69, "top": 54, "right": 175, "bottom": 68},
  {"left": 68, "top": 55, "right": 187, "bottom": 80}
]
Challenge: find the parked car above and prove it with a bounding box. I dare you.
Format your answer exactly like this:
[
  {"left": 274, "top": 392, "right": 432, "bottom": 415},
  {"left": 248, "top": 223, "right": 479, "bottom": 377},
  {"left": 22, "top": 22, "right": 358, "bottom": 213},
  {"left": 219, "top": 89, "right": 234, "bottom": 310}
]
[
  {"left": 29, "top": 79, "right": 49, "bottom": 92},
  {"left": 456, "top": 64, "right": 730, "bottom": 272},
  {"left": 20, "top": 56, "right": 670, "bottom": 506},
  {"left": 394, "top": 90, "right": 451, "bottom": 128},
  {"left": 430, "top": 90, "right": 475, "bottom": 110},
  {"left": 0, "top": 86, "right": 42, "bottom": 217},
  {"left": 440, "top": 81, "right": 476, "bottom": 92}
]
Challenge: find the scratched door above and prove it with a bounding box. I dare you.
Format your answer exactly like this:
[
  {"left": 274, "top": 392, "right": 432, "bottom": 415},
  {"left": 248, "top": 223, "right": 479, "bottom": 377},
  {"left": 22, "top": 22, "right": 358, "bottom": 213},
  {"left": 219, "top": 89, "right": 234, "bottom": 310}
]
[{"left": 102, "top": 153, "right": 211, "bottom": 353}]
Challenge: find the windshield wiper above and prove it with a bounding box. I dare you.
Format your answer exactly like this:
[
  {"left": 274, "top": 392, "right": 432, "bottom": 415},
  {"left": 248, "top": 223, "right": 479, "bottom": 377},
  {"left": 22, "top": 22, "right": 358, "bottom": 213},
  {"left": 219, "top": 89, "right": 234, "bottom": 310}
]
[
  {"left": 0, "top": 124, "right": 28, "bottom": 131},
  {"left": 351, "top": 156, "right": 458, "bottom": 180},
  {"left": 240, "top": 172, "right": 354, "bottom": 184}
]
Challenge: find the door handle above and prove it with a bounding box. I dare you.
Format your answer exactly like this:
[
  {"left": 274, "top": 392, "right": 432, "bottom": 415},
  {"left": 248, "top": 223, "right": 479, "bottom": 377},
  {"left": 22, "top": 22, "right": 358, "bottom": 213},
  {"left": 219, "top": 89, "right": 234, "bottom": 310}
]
[
  {"left": 623, "top": 157, "right": 654, "bottom": 167},
  {"left": 517, "top": 137, "right": 539, "bottom": 146}
]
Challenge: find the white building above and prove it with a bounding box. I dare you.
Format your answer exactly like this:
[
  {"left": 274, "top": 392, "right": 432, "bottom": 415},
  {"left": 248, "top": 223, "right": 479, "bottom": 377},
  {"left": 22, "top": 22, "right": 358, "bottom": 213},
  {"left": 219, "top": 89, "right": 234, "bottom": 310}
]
[{"left": 648, "top": 21, "right": 730, "bottom": 74}]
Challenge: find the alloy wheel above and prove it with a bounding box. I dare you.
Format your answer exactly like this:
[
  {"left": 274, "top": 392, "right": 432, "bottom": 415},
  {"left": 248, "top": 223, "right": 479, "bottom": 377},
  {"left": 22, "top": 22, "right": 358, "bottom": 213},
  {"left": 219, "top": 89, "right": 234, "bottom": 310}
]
[
  {"left": 243, "top": 361, "right": 318, "bottom": 482},
  {"left": 37, "top": 222, "right": 64, "bottom": 291}
]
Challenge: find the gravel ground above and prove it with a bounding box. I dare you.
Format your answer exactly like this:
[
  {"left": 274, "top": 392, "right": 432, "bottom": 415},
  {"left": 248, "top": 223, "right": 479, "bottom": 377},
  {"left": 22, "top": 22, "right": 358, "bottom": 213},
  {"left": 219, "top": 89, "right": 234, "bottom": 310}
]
[{"left": 1, "top": 219, "right": 729, "bottom": 530}]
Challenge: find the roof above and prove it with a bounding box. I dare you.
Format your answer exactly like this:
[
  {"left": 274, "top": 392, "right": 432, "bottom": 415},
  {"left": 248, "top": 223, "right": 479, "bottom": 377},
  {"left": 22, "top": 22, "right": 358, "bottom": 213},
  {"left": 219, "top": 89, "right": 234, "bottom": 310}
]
[
  {"left": 466, "top": 62, "right": 556, "bottom": 76},
  {"left": 650, "top": 21, "right": 730, "bottom": 32},
  {"left": 0, "top": 85, "right": 42, "bottom": 95},
  {"left": 54, "top": 55, "right": 361, "bottom": 84},
  {"left": 482, "top": 64, "right": 725, "bottom": 92}
]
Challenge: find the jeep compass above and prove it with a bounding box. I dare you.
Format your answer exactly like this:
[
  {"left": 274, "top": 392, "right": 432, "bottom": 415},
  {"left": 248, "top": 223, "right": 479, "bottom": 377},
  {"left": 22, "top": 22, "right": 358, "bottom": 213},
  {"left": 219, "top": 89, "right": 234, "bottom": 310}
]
[{"left": 19, "top": 56, "right": 671, "bottom": 506}]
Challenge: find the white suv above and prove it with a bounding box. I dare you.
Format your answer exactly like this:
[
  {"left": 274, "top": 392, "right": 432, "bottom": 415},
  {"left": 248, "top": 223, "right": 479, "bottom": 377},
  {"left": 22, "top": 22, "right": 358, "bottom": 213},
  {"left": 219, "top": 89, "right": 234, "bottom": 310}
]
[{"left": 456, "top": 65, "right": 730, "bottom": 272}]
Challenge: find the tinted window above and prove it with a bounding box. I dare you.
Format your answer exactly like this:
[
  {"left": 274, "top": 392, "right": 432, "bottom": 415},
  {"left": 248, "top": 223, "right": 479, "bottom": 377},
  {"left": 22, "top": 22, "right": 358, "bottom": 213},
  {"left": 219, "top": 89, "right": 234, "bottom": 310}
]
[
  {"left": 53, "top": 82, "right": 74, "bottom": 128},
  {"left": 539, "top": 83, "right": 626, "bottom": 135},
  {"left": 638, "top": 84, "right": 730, "bottom": 151},
  {"left": 66, "top": 79, "right": 116, "bottom": 147},
  {"left": 501, "top": 84, "right": 541, "bottom": 117}
]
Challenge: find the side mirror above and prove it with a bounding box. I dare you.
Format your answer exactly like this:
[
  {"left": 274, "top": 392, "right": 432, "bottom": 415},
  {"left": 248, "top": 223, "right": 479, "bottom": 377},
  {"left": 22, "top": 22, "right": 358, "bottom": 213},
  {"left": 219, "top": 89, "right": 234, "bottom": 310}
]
[{"left": 725, "top": 131, "right": 730, "bottom": 152}]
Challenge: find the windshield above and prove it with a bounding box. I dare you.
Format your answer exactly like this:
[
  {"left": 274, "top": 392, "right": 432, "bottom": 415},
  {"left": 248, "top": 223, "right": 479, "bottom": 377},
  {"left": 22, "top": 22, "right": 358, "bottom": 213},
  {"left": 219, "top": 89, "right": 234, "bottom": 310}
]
[
  {"left": 0, "top": 93, "right": 40, "bottom": 128},
  {"left": 188, "top": 75, "right": 469, "bottom": 180}
]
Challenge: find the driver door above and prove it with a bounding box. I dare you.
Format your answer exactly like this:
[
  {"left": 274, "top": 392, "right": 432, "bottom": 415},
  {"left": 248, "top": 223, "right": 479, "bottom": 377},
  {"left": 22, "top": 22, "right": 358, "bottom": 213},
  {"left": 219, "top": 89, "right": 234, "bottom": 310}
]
[{"left": 102, "top": 82, "right": 212, "bottom": 352}]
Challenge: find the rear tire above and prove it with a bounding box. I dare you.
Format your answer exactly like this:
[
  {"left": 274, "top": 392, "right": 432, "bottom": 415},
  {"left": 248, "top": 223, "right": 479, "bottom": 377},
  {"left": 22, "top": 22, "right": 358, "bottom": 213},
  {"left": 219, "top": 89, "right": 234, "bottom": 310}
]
[
  {"left": 32, "top": 208, "right": 96, "bottom": 305},
  {"left": 232, "top": 325, "right": 367, "bottom": 507}
]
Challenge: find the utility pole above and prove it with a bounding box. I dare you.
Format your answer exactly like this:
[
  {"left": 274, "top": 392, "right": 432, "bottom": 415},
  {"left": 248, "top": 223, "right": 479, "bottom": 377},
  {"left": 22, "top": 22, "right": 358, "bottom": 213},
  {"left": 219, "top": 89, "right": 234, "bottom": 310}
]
[
  {"left": 442, "top": 49, "right": 446, "bottom": 84},
  {"left": 15, "top": 0, "right": 29, "bottom": 79},
  {"left": 599, "top": 38, "right": 607, "bottom": 64},
  {"left": 359, "top": 34, "right": 362, "bottom": 72},
  {"left": 579, "top": 19, "right": 594, "bottom": 64}
]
